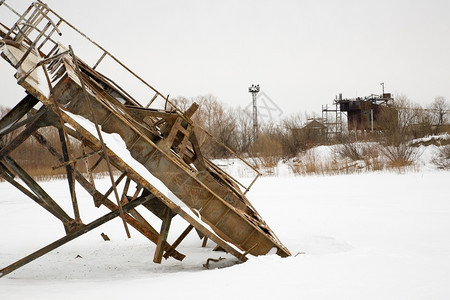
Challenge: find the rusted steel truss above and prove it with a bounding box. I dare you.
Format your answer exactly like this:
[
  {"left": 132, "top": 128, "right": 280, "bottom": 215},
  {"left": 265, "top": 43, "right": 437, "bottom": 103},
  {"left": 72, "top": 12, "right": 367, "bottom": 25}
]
[{"left": 0, "top": 0, "right": 290, "bottom": 278}]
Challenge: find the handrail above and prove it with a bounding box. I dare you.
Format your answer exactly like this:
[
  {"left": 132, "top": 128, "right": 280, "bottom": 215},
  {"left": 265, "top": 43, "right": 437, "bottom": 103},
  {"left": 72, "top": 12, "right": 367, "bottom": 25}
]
[{"left": 2, "top": 0, "right": 261, "bottom": 192}]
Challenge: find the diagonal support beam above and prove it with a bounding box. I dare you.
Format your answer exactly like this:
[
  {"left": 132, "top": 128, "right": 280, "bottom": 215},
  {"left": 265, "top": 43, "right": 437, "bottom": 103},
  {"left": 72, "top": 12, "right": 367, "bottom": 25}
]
[
  {"left": 61, "top": 113, "right": 248, "bottom": 262},
  {"left": 0, "top": 194, "right": 151, "bottom": 278},
  {"left": 153, "top": 207, "right": 173, "bottom": 264},
  {"left": 0, "top": 162, "right": 62, "bottom": 218},
  {"left": 32, "top": 131, "right": 186, "bottom": 261},
  {"left": 103, "top": 172, "right": 127, "bottom": 204},
  {"left": 81, "top": 142, "right": 96, "bottom": 187},
  {"left": 163, "top": 224, "right": 194, "bottom": 260},
  {"left": 0, "top": 93, "right": 39, "bottom": 137},
  {"left": 53, "top": 148, "right": 102, "bottom": 170},
  {"left": 2, "top": 155, "right": 73, "bottom": 226},
  {"left": 69, "top": 45, "right": 130, "bottom": 238},
  {"left": 57, "top": 126, "right": 80, "bottom": 221},
  {"left": 0, "top": 107, "right": 54, "bottom": 158}
]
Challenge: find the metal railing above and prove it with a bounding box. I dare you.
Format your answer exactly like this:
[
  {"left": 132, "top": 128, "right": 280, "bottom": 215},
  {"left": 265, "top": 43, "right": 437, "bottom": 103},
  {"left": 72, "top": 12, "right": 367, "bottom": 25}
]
[{"left": 0, "top": 0, "right": 261, "bottom": 193}]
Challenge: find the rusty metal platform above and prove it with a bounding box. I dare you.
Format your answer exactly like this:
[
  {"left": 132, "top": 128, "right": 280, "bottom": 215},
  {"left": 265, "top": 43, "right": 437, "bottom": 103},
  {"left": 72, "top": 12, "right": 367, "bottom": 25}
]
[{"left": 0, "top": 0, "right": 290, "bottom": 277}]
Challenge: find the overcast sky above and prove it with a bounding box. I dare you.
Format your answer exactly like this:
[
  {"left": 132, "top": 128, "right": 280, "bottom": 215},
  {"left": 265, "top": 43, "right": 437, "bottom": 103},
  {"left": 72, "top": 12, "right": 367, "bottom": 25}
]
[{"left": 1, "top": 0, "right": 450, "bottom": 121}]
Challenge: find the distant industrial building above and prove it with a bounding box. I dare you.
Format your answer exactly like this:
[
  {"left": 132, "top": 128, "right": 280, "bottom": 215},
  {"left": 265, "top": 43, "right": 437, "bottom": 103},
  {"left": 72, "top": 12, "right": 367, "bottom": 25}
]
[
  {"left": 336, "top": 93, "right": 395, "bottom": 131},
  {"left": 322, "top": 90, "right": 396, "bottom": 136}
]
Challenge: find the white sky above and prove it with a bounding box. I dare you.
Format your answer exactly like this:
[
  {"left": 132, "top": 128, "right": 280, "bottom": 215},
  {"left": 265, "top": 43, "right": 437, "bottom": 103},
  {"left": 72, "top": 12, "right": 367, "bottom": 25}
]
[{"left": 1, "top": 0, "right": 450, "bottom": 120}]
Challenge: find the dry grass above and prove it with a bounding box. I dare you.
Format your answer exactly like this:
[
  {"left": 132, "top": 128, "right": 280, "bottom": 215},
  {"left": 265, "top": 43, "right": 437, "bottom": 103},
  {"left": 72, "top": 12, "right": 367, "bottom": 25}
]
[
  {"left": 288, "top": 141, "right": 422, "bottom": 176},
  {"left": 289, "top": 149, "right": 343, "bottom": 175},
  {"left": 0, "top": 127, "right": 111, "bottom": 182},
  {"left": 249, "top": 134, "right": 283, "bottom": 173}
]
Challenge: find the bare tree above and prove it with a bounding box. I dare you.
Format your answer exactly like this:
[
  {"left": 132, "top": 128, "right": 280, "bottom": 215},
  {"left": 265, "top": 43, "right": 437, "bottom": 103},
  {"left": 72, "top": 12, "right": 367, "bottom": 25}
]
[
  {"left": 378, "top": 95, "right": 422, "bottom": 145},
  {"left": 377, "top": 95, "right": 421, "bottom": 167},
  {"left": 170, "top": 96, "right": 191, "bottom": 112},
  {"left": 233, "top": 107, "right": 253, "bottom": 153},
  {"left": 430, "top": 96, "right": 449, "bottom": 133}
]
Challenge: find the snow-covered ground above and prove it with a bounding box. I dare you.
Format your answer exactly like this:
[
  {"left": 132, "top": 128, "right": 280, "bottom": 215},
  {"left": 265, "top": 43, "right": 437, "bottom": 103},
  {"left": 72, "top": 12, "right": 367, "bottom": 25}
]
[{"left": 1, "top": 146, "right": 449, "bottom": 299}]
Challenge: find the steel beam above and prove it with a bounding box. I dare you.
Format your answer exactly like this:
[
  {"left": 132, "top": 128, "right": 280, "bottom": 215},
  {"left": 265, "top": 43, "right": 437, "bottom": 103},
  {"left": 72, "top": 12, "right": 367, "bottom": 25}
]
[
  {"left": 163, "top": 224, "right": 194, "bottom": 259},
  {"left": 32, "top": 130, "right": 186, "bottom": 261},
  {"left": 57, "top": 126, "right": 81, "bottom": 222},
  {"left": 60, "top": 113, "right": 248, "bottom": 262},
  {"left": 0, "top": 93, "right": 39, "bottom": 136},
  {"left": 0, "top": 194, "right": 151, "bottom": 278},
  {"left": 153, "top": 207, "right": 173, "bottom": 263},
  {"left": 0, "top": 107, "right": 53, "bottom": 158},
  {"left": 2, "top": 156, "right": 73, "bottom": 226}
]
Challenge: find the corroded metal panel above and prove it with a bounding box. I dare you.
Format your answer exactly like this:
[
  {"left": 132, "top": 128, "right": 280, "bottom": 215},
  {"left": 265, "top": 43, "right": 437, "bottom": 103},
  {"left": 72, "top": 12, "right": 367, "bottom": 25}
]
[{"left": 0, "top": 0, "right": 291, "bottom": 277}]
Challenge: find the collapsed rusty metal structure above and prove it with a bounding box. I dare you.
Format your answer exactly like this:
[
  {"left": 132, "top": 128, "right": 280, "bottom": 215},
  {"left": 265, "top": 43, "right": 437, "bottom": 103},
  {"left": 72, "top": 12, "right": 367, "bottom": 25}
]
[
  {"left": 0, "top": 1, "right": 290, "bottom": 277},
  {"left": 336, "top": 93, "right": 394, "bottom": 131},
  {"left": 322, "top": 92, "right": 395, "bottom": 136}
]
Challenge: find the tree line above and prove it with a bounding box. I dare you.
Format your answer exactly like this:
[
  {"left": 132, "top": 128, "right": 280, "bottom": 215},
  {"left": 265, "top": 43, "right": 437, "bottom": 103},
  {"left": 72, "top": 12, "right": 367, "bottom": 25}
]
[
  {"left": 173, "top": 94, "right": 450, "bottom": 155},
  {"left": 0, "top": 94, "right": 449, "bottom": 178}
]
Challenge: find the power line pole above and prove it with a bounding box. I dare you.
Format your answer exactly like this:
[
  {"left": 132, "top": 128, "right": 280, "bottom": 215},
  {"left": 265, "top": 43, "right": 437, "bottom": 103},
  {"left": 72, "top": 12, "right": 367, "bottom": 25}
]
[{"left": 248, "top": 84, "right": 260, "bottom": 141}]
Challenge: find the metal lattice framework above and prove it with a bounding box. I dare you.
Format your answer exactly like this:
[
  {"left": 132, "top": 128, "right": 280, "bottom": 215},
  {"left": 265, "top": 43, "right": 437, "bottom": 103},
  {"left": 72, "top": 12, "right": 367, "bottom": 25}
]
[{"left": 0, "top": 1, "right": 290, "bottom": 277}]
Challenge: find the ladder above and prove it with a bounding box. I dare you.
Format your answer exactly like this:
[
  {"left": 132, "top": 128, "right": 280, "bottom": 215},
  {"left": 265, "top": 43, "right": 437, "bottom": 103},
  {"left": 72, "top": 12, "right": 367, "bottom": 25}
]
[{"left": 0, "top": 0, "right": 290, "bottom": 277}]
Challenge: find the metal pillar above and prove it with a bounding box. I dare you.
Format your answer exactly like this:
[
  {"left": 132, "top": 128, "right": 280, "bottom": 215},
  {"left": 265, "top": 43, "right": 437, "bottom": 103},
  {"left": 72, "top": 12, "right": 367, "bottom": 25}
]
[
  {"left": 0, "top": 1, "right": 291, "bottom": 278},
  {"left": 248, "top": 84, "right": 260, "bottom": 141}
]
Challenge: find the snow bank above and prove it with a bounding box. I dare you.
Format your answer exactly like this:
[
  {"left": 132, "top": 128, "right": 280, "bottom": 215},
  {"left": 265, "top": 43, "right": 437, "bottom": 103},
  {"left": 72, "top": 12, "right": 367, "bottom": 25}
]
[
  {"left": 1, "top": 113, "right": 449, "bottom": 299},
  {"left": 1, "top": 169, "right": 450, "bottom": 299}
]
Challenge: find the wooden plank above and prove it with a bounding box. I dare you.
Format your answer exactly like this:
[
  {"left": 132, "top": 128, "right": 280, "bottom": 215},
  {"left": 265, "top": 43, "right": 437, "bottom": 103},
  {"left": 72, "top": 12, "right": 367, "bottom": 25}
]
[
  {"left": 53, "top": 149, "right": 102, "bottom": 170},
  {"left": 0, "top": 107, "right": 51, "bottom": 158},
  {"left": 153, "top": 207, "right": 173, "bottom": 264},
  {"left": 163, "top": 224, "right": 194, "bottom": 259},
  {"left": 172, "top": 206, "right": 247, "bottom": 262},
  {"left": 0, "top": 93, "right": 38, "bottom": 136},
  {"left": 0, "top": 163, "right": 64, "bottom": 219},
  {"left": 32, "top": 131, "right": 186, "bottom": 261},
  {"left": 2, "top": 156, "right": 73, "bottom": 225},
  {"left": 0, "top": 193, "right": 151, "bottom": 278},
  {"left": 120, "top": 178, "right": 131, "bottom": 203},
  {"left": 89, "top": 155, "right": 104, "bottom": 173},
  {"left": 121, "top": 193, "right": 157, "bottom": 233},
  {"left": 82, "top": 143, "right": 96, "bottom": 187},
  {"left": 103, "top": 172, "right": 126, "bottom": 200},
  {"left": 144, "top": 93, "right": 158, "bottom": 109},
  {"left": 69, "top": 45, "right": 130, "bottom": 239},
  {"left": 60, "top": 112, "right": 247, "bottom": 261},
  {"left": 58, "top": 127, "right": 80, "bottom": 221}
]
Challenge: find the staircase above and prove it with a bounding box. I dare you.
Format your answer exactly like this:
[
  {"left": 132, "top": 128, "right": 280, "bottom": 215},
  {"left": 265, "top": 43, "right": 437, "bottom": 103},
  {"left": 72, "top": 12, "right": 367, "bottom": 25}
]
[{"left": 0, "top": 0, "right": 290, "bottom": 277}]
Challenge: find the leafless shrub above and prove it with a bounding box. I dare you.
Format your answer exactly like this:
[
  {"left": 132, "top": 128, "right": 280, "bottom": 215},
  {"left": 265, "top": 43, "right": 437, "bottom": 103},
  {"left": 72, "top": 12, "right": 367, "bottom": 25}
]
[
  {"left": 333, "top": 142, "right": 383, "bottom": 171},
  {"left": 432, "top": 145, "right": 450, "bottom": 169},
  {"left": 380, "top": 143, "right": 420, "bottom": 168},
  {"left": 335, "top": 142, "right": 364, "bottom": 161}
]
